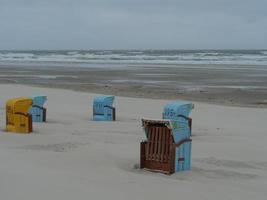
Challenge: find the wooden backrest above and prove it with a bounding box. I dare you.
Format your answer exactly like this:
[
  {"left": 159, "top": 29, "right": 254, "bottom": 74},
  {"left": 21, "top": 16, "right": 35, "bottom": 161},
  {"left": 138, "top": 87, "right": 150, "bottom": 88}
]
[{"left": 145, "top": 126, "right": 173, "bottom": 162}]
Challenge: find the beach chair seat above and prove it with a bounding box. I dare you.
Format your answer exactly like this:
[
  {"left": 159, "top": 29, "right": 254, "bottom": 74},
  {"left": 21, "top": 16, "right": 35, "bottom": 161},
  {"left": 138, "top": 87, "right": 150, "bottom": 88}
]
[
  {"left": 29, "top": 96, "right": 47, "bottom": 122},
  {"left": 93, "top": 95, "right": 116, "bottom": 121},
  {"left": 6, "top": 97, "right": 33, "bottom": 133}
]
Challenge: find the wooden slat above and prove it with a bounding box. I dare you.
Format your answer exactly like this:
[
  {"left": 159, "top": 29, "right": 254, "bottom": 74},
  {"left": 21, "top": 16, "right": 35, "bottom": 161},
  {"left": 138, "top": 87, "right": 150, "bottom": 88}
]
[
  {"left": 153, "top": 127, "right": 158, "bottom": 161},
  {"left": 145, "top": 128, "right": 151, "bottom": 159},
  {"left": 168, "top": 131, "right": 172, "bottom": 160},
  {"left": 149, "top": 127, "right": 153, "bottom": 160},
  {"left": 157, "top": 127, "right": 162, "bottom": 162},
  {"left": 153, "top": 127, "right": 158, "bottom": 160},
  {"left": 165, "top": 129, "right": 170, "bottom": 161},
  {"left": 161, "top": 128, "right": 165, "bottom": 162},
  {"left": 164, "top": 128, "right": 168, "bottom": 161},
  {"left": 149, "top": 127, "right": 155, "bottom": 160}
]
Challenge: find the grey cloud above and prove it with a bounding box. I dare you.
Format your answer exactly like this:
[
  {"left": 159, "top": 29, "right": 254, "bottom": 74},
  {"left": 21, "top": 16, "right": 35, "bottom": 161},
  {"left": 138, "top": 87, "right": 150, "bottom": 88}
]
[{"left": 0, "top": 0, "right": 266, "bottom": 49}]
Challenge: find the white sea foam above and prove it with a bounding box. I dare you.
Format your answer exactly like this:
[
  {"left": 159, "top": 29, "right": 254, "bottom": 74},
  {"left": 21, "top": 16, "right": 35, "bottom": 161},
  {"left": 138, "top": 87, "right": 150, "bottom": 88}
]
[
  {"left": 0, "top": 50, "right": 267, "bottom": 66},
  {"left": 0, "top": 74, "right": 78, "bottom": 79},
  {"left": 135, "top": 73, "right": 175, "bottom": 76},
  {"left": 205, "top": 85, "right": 267, "bottom": 89},
  {"left": 111, "top": 80, "right": 175, "bottom": 84}
]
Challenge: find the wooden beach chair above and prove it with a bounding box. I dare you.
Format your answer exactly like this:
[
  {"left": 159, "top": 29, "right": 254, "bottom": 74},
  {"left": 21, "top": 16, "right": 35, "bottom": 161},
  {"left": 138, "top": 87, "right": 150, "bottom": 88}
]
[
  {"left": 92, "top": 95, "right": 116, "bottom": 121},
  {"left": 29, "top": 95, "right": 47, "bottom": 122},
  {"left": 6, "top": 97, "right": 33, "bottom": 133},
  {"left": 140, "top": 102, "right": 194, "bottom": 174}
]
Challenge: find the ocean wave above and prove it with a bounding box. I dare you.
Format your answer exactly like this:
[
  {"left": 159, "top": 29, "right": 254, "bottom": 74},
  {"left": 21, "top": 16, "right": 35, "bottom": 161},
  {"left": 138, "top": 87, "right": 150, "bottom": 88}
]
[{"left": 0, "top": 50, "right": 267, "bottom": 66}]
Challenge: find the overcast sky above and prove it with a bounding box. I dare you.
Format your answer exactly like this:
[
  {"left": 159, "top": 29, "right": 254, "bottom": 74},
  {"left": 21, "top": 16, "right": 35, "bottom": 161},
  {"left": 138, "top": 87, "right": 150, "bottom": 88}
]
[{"left": 0, "top": 0, "right": 266, "bottom": 50}]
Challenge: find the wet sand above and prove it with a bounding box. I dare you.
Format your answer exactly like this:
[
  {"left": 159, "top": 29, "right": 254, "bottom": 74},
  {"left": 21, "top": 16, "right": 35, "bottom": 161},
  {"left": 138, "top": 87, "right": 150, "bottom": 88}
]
[{"left": 0, "top": 62, "right": 267, "bottom": 107}]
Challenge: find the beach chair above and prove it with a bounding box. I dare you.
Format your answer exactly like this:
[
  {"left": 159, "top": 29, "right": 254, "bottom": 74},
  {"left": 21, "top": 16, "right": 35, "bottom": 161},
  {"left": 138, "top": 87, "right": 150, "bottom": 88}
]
[
  {"left": 92, "top": 95, "right": 116, "bottom": 121},
  {"left": 140, "top": 101, "right": 194, "bottom": 174},
  {"left": 29, "top": 95, "right": 47, "bottom": 122},
  {"left": 6, "top": 97, "right": 33, "bottom": 133}
]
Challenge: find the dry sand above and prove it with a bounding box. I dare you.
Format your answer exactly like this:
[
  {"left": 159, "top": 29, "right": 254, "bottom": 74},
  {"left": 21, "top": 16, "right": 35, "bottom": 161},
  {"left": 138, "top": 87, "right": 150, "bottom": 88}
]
[{"left": 0, "top": 84, "right": 267, "bottom": 200}]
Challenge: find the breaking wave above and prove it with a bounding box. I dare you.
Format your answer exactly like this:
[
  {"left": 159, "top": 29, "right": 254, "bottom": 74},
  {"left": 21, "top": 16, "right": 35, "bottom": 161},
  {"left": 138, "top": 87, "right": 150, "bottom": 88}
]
[{"left": 0, "top": 50, "right": 267, "bottom": 66}]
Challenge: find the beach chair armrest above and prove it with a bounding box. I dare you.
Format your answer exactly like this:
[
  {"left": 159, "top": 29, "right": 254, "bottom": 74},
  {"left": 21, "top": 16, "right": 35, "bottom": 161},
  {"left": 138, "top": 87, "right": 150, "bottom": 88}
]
[
  {"left": 177, "top": 115, "right": 191, "bottom": 121},
  {"left": 174, "top": 138, "right": 192, "bottom": 148},
  {"left": 104, "top": 105, "right": 115, "bottom": 110},
  {"left": 32, "top": 105, "right": 45, "bottom": 111},
  {"left": 14, "top": 112, "right": 31, "bottom": 117},
  {"left": 177, "top": 115, "right": 192, "bottom": 131}
]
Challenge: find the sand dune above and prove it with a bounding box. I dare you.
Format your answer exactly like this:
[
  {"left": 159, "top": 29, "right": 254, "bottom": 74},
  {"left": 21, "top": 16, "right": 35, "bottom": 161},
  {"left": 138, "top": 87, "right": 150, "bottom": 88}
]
[{"left": 0, "top": 84, "right": 267, "bottom": 200}]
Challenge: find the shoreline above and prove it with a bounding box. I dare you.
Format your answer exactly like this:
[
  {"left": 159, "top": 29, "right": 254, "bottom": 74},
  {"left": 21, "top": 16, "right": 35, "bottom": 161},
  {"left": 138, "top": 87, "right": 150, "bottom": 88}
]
[
  {"left": 10, "top": 82, "right": 267, "bottom": 108},
  {"left": 0, "top": 63, "right": 267, "bottom": 108}
]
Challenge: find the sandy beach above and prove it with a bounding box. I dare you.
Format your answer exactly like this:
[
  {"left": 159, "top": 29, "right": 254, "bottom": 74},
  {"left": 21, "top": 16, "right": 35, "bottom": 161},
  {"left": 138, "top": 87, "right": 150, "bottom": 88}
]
[{"left": 0, "top": 84, "right": 267, "bottom": 200}]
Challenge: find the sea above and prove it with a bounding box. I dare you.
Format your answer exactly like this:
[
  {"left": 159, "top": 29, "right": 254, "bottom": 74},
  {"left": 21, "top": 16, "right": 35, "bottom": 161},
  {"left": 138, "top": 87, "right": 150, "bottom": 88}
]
[{"left": 0, "top": 50, "right": 267, "bottom": 66}]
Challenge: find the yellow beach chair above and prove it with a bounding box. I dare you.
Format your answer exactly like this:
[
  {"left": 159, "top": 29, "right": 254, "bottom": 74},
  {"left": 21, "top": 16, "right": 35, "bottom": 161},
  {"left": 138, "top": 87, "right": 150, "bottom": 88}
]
[{"left": 6, "top": 97, "right": 33, "bottom": 133}]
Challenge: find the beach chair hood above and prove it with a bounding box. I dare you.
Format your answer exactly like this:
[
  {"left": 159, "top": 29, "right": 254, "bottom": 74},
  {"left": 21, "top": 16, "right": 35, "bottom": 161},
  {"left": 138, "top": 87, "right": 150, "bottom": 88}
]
[
  {"left": 32, "top": 95, "right": 47, "bottom": 106},
  {"left": 163, "top": 101, "right": 194, "bottom": 120}
]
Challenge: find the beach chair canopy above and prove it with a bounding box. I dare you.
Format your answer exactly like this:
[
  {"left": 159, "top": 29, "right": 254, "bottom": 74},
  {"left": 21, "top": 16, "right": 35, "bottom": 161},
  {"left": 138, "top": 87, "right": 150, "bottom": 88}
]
[
  {"left": 6, "top": 97, "right": 32, "bottom": 115},
  {"left": 32, "top": 95, "right": 47, "bottom": 106},
  {"left": 163, "top": 101, "right": 194, "bottom": 121}
]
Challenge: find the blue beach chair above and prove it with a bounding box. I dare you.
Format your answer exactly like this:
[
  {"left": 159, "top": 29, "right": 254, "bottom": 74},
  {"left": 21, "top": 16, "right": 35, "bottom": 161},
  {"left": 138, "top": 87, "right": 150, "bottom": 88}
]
[
  {"left": 92, "top": 95, "right": 116, "bottom": 121},
  {"left": 140, "top": 101, "right": 194, "bottom": 174},
  {"left": 29, "top": 95, "right": 47, "bottom": 122}
]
